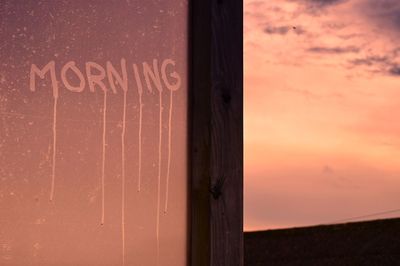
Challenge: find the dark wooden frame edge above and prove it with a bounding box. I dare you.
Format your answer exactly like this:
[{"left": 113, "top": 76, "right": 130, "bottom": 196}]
[{"left": 189, "top": 0, "right": 243, "bottom": 265}]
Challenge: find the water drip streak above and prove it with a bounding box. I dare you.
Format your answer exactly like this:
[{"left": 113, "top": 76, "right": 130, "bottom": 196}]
[
  {"left": 137, "top": 95, "right": 143, "bottom": 192},
  {"left": 121, "top": 90, "right": 127, "bottom": 266},
  {"left": 164, "top": 90, "right": 173, "bottom": 213},
  {"left": 101, "top": 91, "right": 107, "bottom": 225},
  {"left": 49, "top": 96, "right": 58, "bottom": 202},
  {"left": 133, "top": 63, "right": 144, "bottom": 192},
  {"left": 156, "top": 90, "right": 163, "bottom": 264}
]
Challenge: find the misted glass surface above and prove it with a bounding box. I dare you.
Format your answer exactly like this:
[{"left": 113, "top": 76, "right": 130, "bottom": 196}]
[{"left": 0, "top": 1, "right": 188, "bottom": 265}]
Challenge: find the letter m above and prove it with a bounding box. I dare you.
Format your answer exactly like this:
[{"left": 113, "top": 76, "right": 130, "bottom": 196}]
[{"left": 30, "top": 61, "right": 59, "bottom": 98}]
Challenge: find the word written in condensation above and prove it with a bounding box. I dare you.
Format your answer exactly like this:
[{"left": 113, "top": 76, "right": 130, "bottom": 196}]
[{"left": 29, "top": 58, "right": 181, "bottom": 96}]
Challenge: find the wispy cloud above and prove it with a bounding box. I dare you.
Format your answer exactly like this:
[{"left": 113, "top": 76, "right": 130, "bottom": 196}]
[
  {"left": 299, "top": 0, "right": 348, "bottom": 7},
  {"left": 264, "top": 25, "right": 291, "bottom": 35},
  {"left": 389, "top": 65, "right": 400, "bottom": 76},
  {"left": 307, "top": 46, "right": 360, "bottom": 54},
  {"left": 348, "top": 48, "right": 400, "bottom": 77},
  {"left": 349, "top": 56, "right": 389, "bottom": 66},
  {"left": 357, "top": 0, "right": 400, "bottom": 38},
  {"left": 289, "top": 0, "right": 349, "bottom": 14},
  {"left": 322, "top": 165, "right": 335, "bottom": 174},
  {"left": 264, "top": 25, "right": 306, "bottom": 35}
]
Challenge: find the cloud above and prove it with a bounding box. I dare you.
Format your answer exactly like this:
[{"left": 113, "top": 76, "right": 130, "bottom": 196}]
[
  {"left": 389, "top": 65, "right": 400, "bottom": 76},
  {"left": 289, "top": 0, "right": 347, "bottom": 7},
  {"left": 264, "top": 25, "right": 306, "bottom": 35},
  {"left": 348, "top": 49, "right": 400, "bottom": 77},
  {"left": 303, "top": 0, "right": 347, "bottom": 7},
  {"left": 307, "top": 46, "right": 360, "bottom": 54},
  {"left": 358, "top": 0, "right": 400, "bottom": 37},
  {"left": 264, "top": 26, "right": 291, "bottom": 35},
  {"left": 322, "top": 165, "right": 335, "bottom": 174},
  {"left": 289, "top": 0, "right": 349, "bottom": 14},
  {"left": 349, "top": 55, "right": 390, "bottom": 66}
]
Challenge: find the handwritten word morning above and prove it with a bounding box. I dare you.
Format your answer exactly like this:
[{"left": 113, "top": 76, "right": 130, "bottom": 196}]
[{"left": 29, "top": 58, "right": 181, "bottom": 97}]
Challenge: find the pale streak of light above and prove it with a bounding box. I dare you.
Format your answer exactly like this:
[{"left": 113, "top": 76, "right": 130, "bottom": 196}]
[
  {"left": 49, "top": 96, "right": 58, "bottom": 202},
  {"left": 101, "top": 91, "right": 107, "bottom": 226},
  {"left": 164, "top": 90, "right": 173, "bottom": 213},
  {"left": 121, "top": 90, "right": 127, "bottom": 266}
]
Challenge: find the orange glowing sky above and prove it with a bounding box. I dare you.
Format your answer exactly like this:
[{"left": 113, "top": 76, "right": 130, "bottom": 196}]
[{"left": 244, "top": 0, "right": 400, "bottom": 231}]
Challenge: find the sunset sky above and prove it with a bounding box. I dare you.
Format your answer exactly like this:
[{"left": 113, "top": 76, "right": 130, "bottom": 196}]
[{"left": 244, "top": 0, "right": 400, "bottom": 231}]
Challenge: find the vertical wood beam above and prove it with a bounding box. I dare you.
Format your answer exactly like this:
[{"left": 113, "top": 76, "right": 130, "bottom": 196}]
[
  {"left": 190, "top": 0, "right": 243, "bottom": 265},
  {"left": 189, "top": 0, "right": 212, "bottom": 264}
]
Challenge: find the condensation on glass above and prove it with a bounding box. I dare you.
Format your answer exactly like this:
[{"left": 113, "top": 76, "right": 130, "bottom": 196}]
[{"left": 0, "top": 1, "right": 188, "bottom": 265}]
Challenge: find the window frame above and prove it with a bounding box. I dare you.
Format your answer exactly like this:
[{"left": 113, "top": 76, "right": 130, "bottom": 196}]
[{"left": 189, "top": 0, "right": 243, "bottom": 265}]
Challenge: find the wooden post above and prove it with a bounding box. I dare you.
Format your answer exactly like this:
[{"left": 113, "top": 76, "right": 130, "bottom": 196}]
[{"left": 190, "top": 0, "right": 243, "bottom": 265}]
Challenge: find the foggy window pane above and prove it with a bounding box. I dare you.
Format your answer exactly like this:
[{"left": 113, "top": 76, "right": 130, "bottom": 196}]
[{"left": 0, "top": 1, "right": 188, "bottom": 265}]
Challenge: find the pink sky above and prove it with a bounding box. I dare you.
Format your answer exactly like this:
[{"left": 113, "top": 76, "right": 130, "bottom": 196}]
[{"left": 244, "top": 0, "right": 400, "bottom": 231}]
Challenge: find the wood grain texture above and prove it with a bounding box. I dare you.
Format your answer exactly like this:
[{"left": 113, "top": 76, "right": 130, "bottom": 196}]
[
  {"left": 189, "top": 0, "right": 212, "bottom": 265},
  {"left": 190, "top": 0, "right": 243, "bottom": 265},
  {"left": 210, "top": 0, "right": 243, "bottom": 265}
]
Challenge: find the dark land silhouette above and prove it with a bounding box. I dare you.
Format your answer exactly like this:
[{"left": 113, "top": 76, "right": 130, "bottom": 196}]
[{"left": 245, "top": 218, "right": 400, "bottom": 265}]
